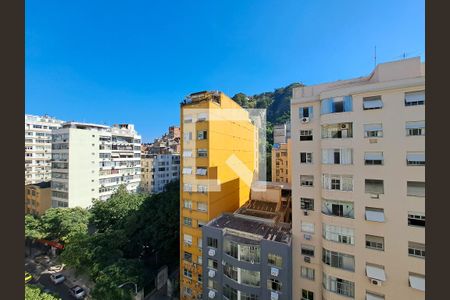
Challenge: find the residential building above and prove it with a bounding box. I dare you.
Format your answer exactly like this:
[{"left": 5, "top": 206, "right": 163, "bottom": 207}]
[
  {"left": 140, "top": 156, "right": 154, "bottom": 193},
  {"left": 25, "top": 181, "right": 52, "bottom": 215},
  {"left": 51, "top": 122, "right": 141, "bottom": 208},
  {"left": 290, "top": 57, "right": 425, "bottom": 300},
  {"left": 180, "top": 91, "right": 258, "bottom": 299},
  {"left": 202, "top": 181, "right": 292, "bottom": 300},
  {"left": 144, "top": 126, "right": 181, "bottom": 155},
  {"left": 151, "top": 153, "right": 180, "bottom": 193},
  {"left": 272, "top": 139, "right": 291, "bottom": 183},
  {"left": 25, "top": 114, "right": 63, "bottom": 185},
  {"left": 273, "top": 123, "right": 291, "bottom": 144}
]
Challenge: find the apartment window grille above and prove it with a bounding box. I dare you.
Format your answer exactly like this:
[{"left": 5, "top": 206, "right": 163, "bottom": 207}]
[
  {"left": 301, "top": 289, "right": 314, "bottom": 300},
  {"left": 300, "top": 175, "right": 314, "bottom": 187},
  {"left": 407, "top": 181, "right": 425, "bottom": 197},
  {"left": 322, "top": 199, "right": 354, "bottom": 218},
  {"left": 406, "top": 152, "right": 425, "bottom": 166},
  {"left": 207, "top": 237, "right": 218, "bottom": 248},
  {"left": 365, "top": 179, "right": 384, "bottom": 194},
  {"left": 323, "top": 273, "right": 355, "bottom": 298},
  {"left": 321, "top": 96, "right": 352, "bottom": 114},
  {"left": 301, "top": 267, "right": 315, "bottom": 281},
  {"left": 299, "top": 106, "right": 313, "bottom": 118},
  {"left": 267, "top": 278, "right": 282, "bottom": 291},
  {"left": 363, "top": 96, "right": 383, "bottom": 110},
  {"left": 197, "top": 130, "right": 208, "bottom": 140},
  {"left": 322, "top": 248, "right": 355, "bottom": 271},
  {"left": 364, "top": 152, "right": 384, "bottom": 165},
  {"left": 365, "top": 207, "right": 385, "bottom": 222},
  {"left": 405, "top": 90, "right": 425, "bottom": 106},
  {"left": 196, "top": 167, "right": 208, "bottom": 176},
  {"left": 322, "top": 224, "right": 354, "bottom": 245},
  {"left": 301, "top": 244, "right": 315, "bottom": 257},
  {"left": 408, "top": 242, "right": 425, "bottom": 259},
  {"left": 408, "top": 212, "right": 425, "bottom": 227},
  {"left": 322, "top": 148, "right": 352, "bottom": 164},
  {"left": 197, "top": 149, "right": 208, "bottom": 157},
  {"left": 300, "top": 152, "right": 313, "bottom": 164},
  {"left": 322, "top": 174, "right": 353, "bottom": 191},
  {"left": 301, "top": 221, "right": 315, "bottom": 233},
  {"left": 366, "top": 235, "right": 384, "bottom": 251},
  {"left": 183, "top": 217, "right": 192, "bottom": 227},
  {"left": 364, "top": 124, "right": 383, "bottom": 137},
  {"left": 300, "top": 130, "right": 313, "bottom": 141},
  {"left": 406, "top": 121, "right": 425, "bottom": 136},
  {"left": 268, "top": 253, "right": 283, "bottom": 268},
  {"left": 301, "top": 198, "right": 314, "bottom": 211}
]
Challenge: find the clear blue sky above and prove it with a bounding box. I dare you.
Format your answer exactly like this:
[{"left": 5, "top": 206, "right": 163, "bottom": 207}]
[{"left": 26, "top": 0, "right": 424, "bottom": 142}]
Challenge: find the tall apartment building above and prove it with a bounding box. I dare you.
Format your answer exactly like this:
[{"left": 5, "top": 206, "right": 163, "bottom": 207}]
[
  {"left": 25, "top": 181, "right": 52, "bottom": 216},
  {"left": 152, "top": 154, "right": 180, "bottom": 193},
  {"left": 271, "top": 139, "right": 291, "bottom": 183},
  {"left": 51, "top": 122, "right": 141, "bottom": 208},
  {"left": 180, "top": 91, "right": 258, "bottom": 299},
  {"left": 290, "top": 57, "right": 425, "bottom": 300},
  {"left": 25, "top": 114, "right": 63, "bottom": 184},
  {"left": 140, "top": 156, "right": 154, "bottom": 193},
  {"left": 202, "top": 181, "right": 292, "bottom": 300},
  {"left": 273, "top": 123, "right": 291, "bottom": 144}
]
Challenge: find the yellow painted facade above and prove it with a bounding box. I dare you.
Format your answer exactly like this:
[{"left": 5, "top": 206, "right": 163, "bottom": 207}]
[
  {"left": 179, "top": 91, "right": 257, "bottom": 299},
  {"left": 25, "top": 182, "right": 52, "bottom": 216},
  {"left": 271, "top": 139, "right": 291, "bottom": 183}
]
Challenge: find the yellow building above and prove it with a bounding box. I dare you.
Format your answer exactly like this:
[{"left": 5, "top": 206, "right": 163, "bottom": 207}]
[
  {"left": 179, "top": 91, "right": 257, "bottom": 299},
  {"left": 272, "top": 139, "right": 291, "bottom": 183},
  {"left": 25, "top": 181, "right": 52, "bottom": 216}
]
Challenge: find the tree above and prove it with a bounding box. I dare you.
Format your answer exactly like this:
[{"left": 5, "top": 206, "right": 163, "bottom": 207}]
[
  {"left": 40, "top": 207, "right": 91, "bottom": 243},
  {"left": 25, "top": 214, "right": 44, "bottom": 240},
  {"left": 25, "top": 285, "right": 61, "bottom": 300}
]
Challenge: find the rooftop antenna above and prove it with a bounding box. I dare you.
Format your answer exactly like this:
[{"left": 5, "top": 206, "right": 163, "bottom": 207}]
[{"left": 374, "top": 46, "right": 377, "bottom": 67}]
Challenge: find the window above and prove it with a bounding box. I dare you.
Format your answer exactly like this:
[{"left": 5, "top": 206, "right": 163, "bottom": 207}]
[
  {"left": 267, "top": 278, "right": 282, "bottom": 291},
  {"left": 183, "top": 150, "right": 193, "bottom": 157},
  {"left": 183, "top": 183, "right": 192, "bottom": 192},
  {"left": 184, "top": 251, "right": 192, "bottom": 262},
  {"left": 182, "top": 167, "right": 192, "bottom": 175},
  {"left": 198, "top": 255, "right": 202, "bottom": 265},
  {"left": 406, "top": 121, "right": 425, "bottom": 136},
  {"left": 299, "top": 106, "right": 313, "bottom": 119},
  {"left": 409, "top": 273, "right": 425, "bottom": 292},
  {"left": 208, "top": 258, "right": 218, "bottom": 269},
  {"left": 321, "top": 96, "right": 352, "bottom": 114},
  {"left": 300, "top": 175, "right": 314, "bottom": 187},
  {"left": 300, "top": 152, "right": 313, "bottom": 164},
  {"left": 406, "top": 152, "right": 425, "bottom": 166},
  {"left": 197, "top": 274, "right": 202, "bottom": 283},
  {"left": 183, "top": 234, "right": 192, "bottom": 246},
  {"left": 196, "top": 167, "right": 208, "bottom": 176},
  {"left": 183, "top": 287, "right": 192, "bottom": 296},
  {"left": 322, "top": 174, "right": 353, "bottom": 191},
  {"left": 408, "top": 242, "right": 425, "bottom": 259},
  {"left": 407, "top": 181, "right": 425, "bottom": 197},
  {"left": 322, "top": 149, "right": 352, "bottom": 165},
  {"left": 183, "top": 268, "right": 192, "bottom": 278},
  {"left": 301, "top": 244, "right": 315, "bottom": 257},
  {"left": 197, "top": 130, "right": 207, "bottom": 140},
  {"left": 301, "top": 222, "right": 315, "bottom": 233},
  {"left": 301, "top": 289, "right": 314, "bottom": 300},
  {"left": 365, "top": 179, "right": 384, "bottom": 194},
  {"left": 197, "top": 185, "right": 208, "bottom": 193},
  {"left": 301, "top": 267, "right": 315, "bottom": 280},
  {"left": 322, "top": 224, "right": 354, "bottom": 245},
  {"left": 323, "top": 273, "right": 355, "bottom": 298},
  {"left": 207, "top": 237, "right": 218, "bottom": 248},
  {"left": 224, "top": 239, "right": 239, "bottom": 259},
  {"left": 183, "top": 217, "right": 192, "bottom": 227},
  {"left": 183, "top": 199, "right": 193, "bottom": 209},
  {"left": 364, "top": 152, "right": 384, "bottom": 165},
  {"left": 300, "top": 130, "right": 313, "bottom": 141},
  {"left": 322, "top": 248, "right": 355, "bottom": 271},
  {"left": 301, "top": 198, "right": 314, "bottom": 211},
  {"left": 366, "top": 292, "right": 385, "bottom": 300},
  {"left": 365, "top": 207, "right": 385, "bottom": 222},
  {"left": 268, "top": 253, "right": 283, "bottom": 268},
  {"left": 364, "top": 124, "right": 383, "bottom": 137},
  {"left": 366, "top": 235, "right": 384, "bottom": 251},
  {"left": 208, "top": 279, "right": 218, "bottom": 290},
  {"left": 183, "top": 132, "right": 192, "bottom": 141},
  {"left": 183, "top": 114, "right": 193, "bottom": 123},
  {"left": 197, "top": 148, "right": 208, "bottom": 157},
  {"left": 366, "top": 264, "right": 386, "bottom": 282},
  {"left": 321, "top": 122, "right": 353, "bottom": 139},
  {"left": 363, "top": 96, "right": 383, "bottom": 110},
  {"left": 197, "top": 112, "right": 208, "bottom": 122},
  {"left": 405, "top": 90, "right": 425, "bottom": 106},
  {"left": 197, "top": 202, "right": 208, "bottom": 212},
  {"left": 223, "top": 284, "right": 238, "bottom": 300},
  {"left": 322, "top": 199, "right": 354, "bottom": 218},
  {"left": 197, "top": 220, "right": 206, "bottom": 228},
  {"left": 408, "top": 212, "right": 425, "bottom": 227}
]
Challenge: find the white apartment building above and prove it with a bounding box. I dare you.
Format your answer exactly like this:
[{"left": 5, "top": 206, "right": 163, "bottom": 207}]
[
  {"left": 25, "top": 114, "right": 64, "bottom": 185},
  {"left": 51, "top": 122, "right": 141, "bottom": 208},
  {"left": 274, "top": 122, "right": 291, "bottom": 144},
  {"left": 151, "top": 154, "right": 180, "bottom": 193},
  {"left": 291, "top": 57, "right": 425, "bottom": 300}
]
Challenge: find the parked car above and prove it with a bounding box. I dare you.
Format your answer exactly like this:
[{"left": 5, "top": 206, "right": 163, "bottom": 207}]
[
  {"left": 50, "top": 273, "right": 65, "bottom": 284},
  {"left": 70, "top": 286, "right": 86, "bottom": 299},
  {"left": 25, "top": 272, "right": 33, "bottom": 283}
]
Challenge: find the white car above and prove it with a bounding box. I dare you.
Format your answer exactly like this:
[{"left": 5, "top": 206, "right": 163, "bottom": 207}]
[
  {"left": 70, "top": 286, "right": 86, "bottom": 299},
  {"left": 50, "top": 273, "right": 65, "bottom": 284}
]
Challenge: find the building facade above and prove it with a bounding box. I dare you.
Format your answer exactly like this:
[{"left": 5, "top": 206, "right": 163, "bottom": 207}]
[
  {"left": 290, "top": 57, "right": 425, "bottom": 300},
  {"left": 202, "top": 182, "right": 292, "bottom": 300},
  {"left": 25, "top": 114, "right": 63, "bottom": 185},
  {"left": 180, "top": 91, "right": 258, "bottom": 299},
  {"left": 152, "top": 154, "right": 180, "bottom": 193},
  {"left": 25, "top": 181, "right": 52, "bottom": 215},
  {"left": 273, "top": 123, "right": 291, "bottom": 144},
  {"left": 271, "top": 139, "right": 291, "bottom": 184},
  {"left": 140, "top": 156, "right": 154, "bottom": 193},
  {"left": 51, "top": 122, "right": 141, "bottom": 208}
]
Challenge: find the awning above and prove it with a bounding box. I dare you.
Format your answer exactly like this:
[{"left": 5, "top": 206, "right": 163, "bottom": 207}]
[
  {"left": 364, "top": 152, "right": 383, "bottom": 160},
  {"left": 366, "top": 265, "right": 386, "bottom": 281},
  {"left": 405, "top": 91, "right": 425, "bottom": 103},
  {"left": 407, "top": 153, "right": 425, "bottom": 162},
  {"left": 406, "top": 121, "right": 425, "bottom": 129},
  {"left": 366, "top": 209, "right": 385, "bottom": 222},
  {"left": 409, "top": 275, "right": 425, "bottom": 291},
  {"left": 364, "top": 124, "right": 383, "bottom": 131},
  {"left": 366, "top": 292, "right": 385, "bottom": 300},
  {"left": 363, "top": 98, "right": 383, "bottom": 109}
]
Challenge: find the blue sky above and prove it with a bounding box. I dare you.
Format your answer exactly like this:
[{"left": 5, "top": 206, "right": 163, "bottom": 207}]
[{"left": 26, "top": 0, "right": 424, "bottom": 142}]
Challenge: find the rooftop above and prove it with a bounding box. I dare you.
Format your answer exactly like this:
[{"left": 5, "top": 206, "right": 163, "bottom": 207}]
[{"left": 27, "top": 181, "right": 51, "bottom": 189}]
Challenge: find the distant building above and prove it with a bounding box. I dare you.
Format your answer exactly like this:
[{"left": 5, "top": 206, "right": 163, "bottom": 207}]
[
  {"left": 25, "top": 114, "right": 64, "bottom": 185},
  {"left": 201, "top": 181, "right": 292, "bottom": 300},
  {"left": 51, "top": 122, "right": 141, "bottom": 208},
  {"left": 273, "top": 123, "right": 290, "bottom": 144},
  {"left": 143, "top": 126, "right": 181, "bottom": 156},
  {"left": 140, "top": 156, "right": 154, "bottom": 193},
  {"left": 271, "top": 139, "right": 291, "bottom": 183},
  {"left": 25, "top": 181, "right": 52, "bottom": 216},
  {"left": 152, "top": 154, "right": 180, "bottom": 193}
]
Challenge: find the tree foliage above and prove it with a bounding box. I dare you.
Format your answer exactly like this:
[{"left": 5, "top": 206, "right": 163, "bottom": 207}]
[
  {"left": 25, "top": 285, "right": 61, "bottom": 300},
  {"left": 25, "top": 214, "right": 45, "bottom": 240}
]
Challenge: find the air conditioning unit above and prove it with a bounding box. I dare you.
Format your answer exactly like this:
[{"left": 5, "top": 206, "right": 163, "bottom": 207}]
[
  {"left": 222, "top": 260, "right": 226, "bottom": 266},
  {"left": 370, "top": 193, "right": 380, "bottom": 199},
  {"left": 250, "top": 259, "right": 255, "bottom": 264},
  {"left": 208, "top": 270, "right": 216, "bottom": 278},
  {"left": 304, "top": 234, "right": 312, "bottom": 240},
  {"left": 271, "top": 291, "right": 279, "bottom": 300},
  {"left": 301, "top": 117, "right": 310, "bottom": 123},
  {"left": 271, "top": 267, "right": 279, "bottom": 277},
  {"left": 303, "top": 210, "right": 309, "bottom": 216},
  {"left": 370, "top": 279, "right": 382, "bottom": 286},
  {"left": 208, "top": 249, "right": 216, "bottom": 257},
  {"left": 208, "top": 290, "right": 216, "bottom": 299},
  {"left": 304, "top": 256, "right": 311, "bottom": 263},
  {"left": 341, "top": 123, "right": 349, "bottom": 129}
]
